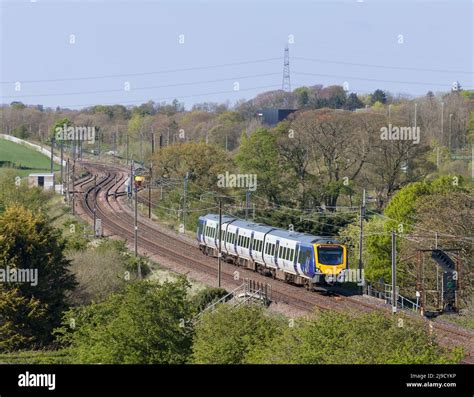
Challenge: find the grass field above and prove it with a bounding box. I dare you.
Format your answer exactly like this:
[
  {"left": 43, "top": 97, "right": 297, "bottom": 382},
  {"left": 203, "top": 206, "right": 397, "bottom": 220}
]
[{"left": 0, "top": 138, "right": 60, "bottom": 177}]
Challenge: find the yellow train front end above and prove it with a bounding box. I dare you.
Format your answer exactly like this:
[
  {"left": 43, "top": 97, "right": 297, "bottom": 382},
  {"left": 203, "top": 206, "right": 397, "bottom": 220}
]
[{"left": 314, "top": 243, "right": 347, "bottom": 283}]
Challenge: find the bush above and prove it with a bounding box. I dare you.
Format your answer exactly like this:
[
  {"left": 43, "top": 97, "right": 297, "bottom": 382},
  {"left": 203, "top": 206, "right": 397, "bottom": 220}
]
[
  {"left": 191, "top": 287, "right": 228, "bottom": 313},
  {"left": 56, "top": 279, "right": 194, "bottom": 364},
  {"left": 247, "top": 311, "right": 463, "bottom": 364},
  {"left": 192, "top": 304, "right": 286, "bottom": 364}
]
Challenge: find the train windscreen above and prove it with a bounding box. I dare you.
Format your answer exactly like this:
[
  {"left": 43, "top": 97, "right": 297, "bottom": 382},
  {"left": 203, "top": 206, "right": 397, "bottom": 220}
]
[{"left": 317, "top": 246, "right": 343, "bottom": 265}]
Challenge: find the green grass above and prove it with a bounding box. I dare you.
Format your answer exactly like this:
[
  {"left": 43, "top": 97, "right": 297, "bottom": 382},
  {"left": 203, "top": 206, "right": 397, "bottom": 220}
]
[{"left": 0, "top": 138, "right": 59, "bottom": 177}]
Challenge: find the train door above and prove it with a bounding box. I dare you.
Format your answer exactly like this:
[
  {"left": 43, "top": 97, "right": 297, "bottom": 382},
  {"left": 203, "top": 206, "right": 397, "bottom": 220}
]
[
  {"left": 234, "top": 228, "right": 239, "bottom": 257},
  {"left": 274, "top": 240, "right": 280, "bottom": 269},
  {"left": 249, "top": 232, "right": 254, "bottom": 260},
  {"left": 293, "top": 243, "right": 300, "bottom": 274}
]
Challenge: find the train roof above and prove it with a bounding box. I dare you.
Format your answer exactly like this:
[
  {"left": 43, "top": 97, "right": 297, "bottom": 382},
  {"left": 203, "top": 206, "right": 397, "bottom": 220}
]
[
  {"left": 199, "top": 214, "right": 236, "bottom": 224},
  {"left": 231, "top": 219, "right": 275, "bottom": 234},
  {"left": 269, "top": 228, "right": 319, "bottom": 244},
  {"left": 200, "top": 213, "right": 340, "bottom": 244}
]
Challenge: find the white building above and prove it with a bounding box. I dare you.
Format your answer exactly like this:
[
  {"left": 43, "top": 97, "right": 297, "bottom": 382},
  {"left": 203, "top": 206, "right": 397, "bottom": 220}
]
[{"left": 28, "top": 173, "right": 55, "bottom": 190}]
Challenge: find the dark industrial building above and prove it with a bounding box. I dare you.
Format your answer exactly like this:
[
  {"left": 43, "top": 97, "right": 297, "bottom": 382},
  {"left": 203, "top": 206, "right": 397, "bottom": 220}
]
[{"left": 257, "top": 108, "right": 297, "bottom": 126}]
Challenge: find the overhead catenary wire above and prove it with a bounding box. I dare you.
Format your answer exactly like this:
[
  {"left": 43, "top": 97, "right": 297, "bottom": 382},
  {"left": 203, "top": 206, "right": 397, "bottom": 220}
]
[{"left": 365, "top": 209, "right": 474, "bottom": 243}]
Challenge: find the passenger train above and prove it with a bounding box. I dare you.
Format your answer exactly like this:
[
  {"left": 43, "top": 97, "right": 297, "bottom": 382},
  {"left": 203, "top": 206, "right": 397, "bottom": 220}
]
[{"left": 197, "top": 214, "right": 348, "bottom": 288}]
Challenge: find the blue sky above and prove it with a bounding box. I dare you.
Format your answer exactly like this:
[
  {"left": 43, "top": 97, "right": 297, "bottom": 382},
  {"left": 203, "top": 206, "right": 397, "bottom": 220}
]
[{"left": 0, "top": 0, "right": 472, "bottom": 109}]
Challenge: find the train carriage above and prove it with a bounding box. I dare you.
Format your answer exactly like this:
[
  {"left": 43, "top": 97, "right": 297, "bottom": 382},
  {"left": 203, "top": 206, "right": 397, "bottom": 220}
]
[{"left": 197, "top": 214, "right": 347, "bottom": 287}]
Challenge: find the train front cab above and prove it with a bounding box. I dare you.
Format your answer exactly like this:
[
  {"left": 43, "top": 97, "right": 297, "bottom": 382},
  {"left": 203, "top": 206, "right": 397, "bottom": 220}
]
[{"left": 313, "top": 243, "right": 347, "bottom": 283}]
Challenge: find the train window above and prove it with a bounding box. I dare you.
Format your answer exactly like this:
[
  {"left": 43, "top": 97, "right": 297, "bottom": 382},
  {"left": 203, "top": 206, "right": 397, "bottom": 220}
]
[
  {"left": 256, "top": 240, "right": 260, "bottom": 251},
  {"left": 298, "top": 249, "right": 311, "bottom": 265},
  {"left": 290, "top": 249, "right": 294, "bottom": 262}
]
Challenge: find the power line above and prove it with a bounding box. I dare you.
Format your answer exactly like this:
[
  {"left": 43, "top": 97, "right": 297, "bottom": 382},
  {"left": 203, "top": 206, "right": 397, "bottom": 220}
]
[
  {"left": 3, "top": 72, "right": 282, "bottom": 99},
  {"left": 45, "top": 83, "right": 283, "bottom": 109},
  {"left": 292, "top": 71, "right": 457, "bottom": 88},
  {"left": 293, "top": 56, "right": 473, "bottom": 75},
  {"left": 0, "top": 57, "right": 283, "bottom": 85},
  {"left": 366, "top": 209, "right": 474, "bottom": 243}
]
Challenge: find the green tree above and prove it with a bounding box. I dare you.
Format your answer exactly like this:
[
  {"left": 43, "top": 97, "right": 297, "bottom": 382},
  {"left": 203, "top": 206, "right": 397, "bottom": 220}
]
[
  {"left": 192, "top": 304, "right": 285, "bottom": 364},
  {"left": 0, "top": 287, "right": 46, "bottom": 352},
  {"left": 150, "top": 141, "right": 230, "bottom": 192},
  {"left": 50, "top": 118, "right": 73, "bottom": 141},
  {"left": 370, "top": 89, "right": 387, "bottom": 105},
  {"left": 56, "top": 279, "right": 193, "bottom": 364},
  {"left": 344, "top": 92, "right": 364, "bottom": 110},
  {"left": 0, "top": 204, "right": 76, "bottom": 348},
  {"left": 294, "top": 86, "right": 310, "bottom": 108},
  {"left": 191, "top": 287, "right": 228, "bottom": 313},
  {"left": 11, "top": 124, "right": 29, "bottom": 139},
  {"left": 248, "top": 311, "right": 462, "bottom": 364},
  {"left": 364, "top": 176, "right": 467, "bottom": 284},
  {"left": 236, "top": 128, "right": 288, "bottom": 204}
]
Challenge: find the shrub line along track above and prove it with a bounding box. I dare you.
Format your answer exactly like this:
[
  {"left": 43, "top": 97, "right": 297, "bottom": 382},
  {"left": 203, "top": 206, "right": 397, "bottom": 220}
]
[{"left": 76, "top": 161, "right": 473, "bottom": 363}]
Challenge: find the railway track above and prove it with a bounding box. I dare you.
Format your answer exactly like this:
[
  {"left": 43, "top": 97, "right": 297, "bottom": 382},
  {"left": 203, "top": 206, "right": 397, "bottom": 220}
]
[{"left": 74, "top": 161, "right": 474, "bottom": 363}]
